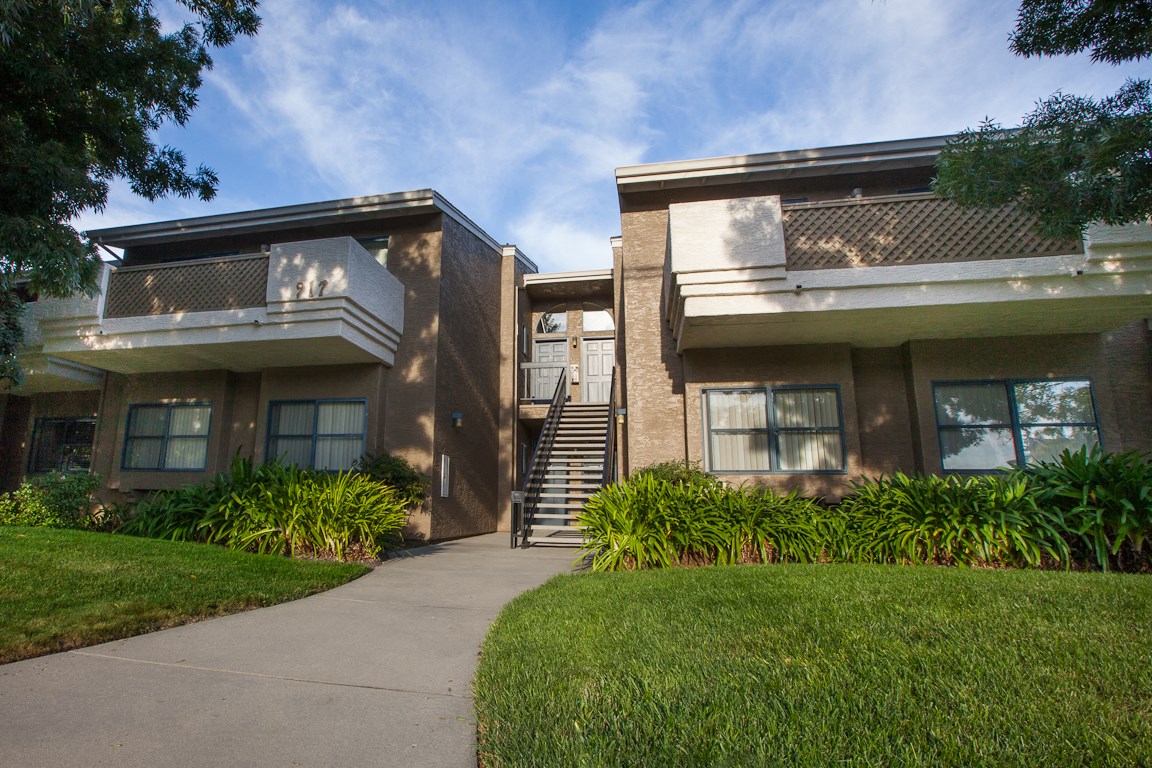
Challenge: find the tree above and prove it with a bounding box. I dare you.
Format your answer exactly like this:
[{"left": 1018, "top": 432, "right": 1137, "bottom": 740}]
[
  {"left": 0, "top": 0, "right": 260, "bottom": 385},
  {"left": 934, "top": 1, "right": 1152, "bottom": 240}
]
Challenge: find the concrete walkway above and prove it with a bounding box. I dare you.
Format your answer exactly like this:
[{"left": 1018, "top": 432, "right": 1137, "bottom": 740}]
[{"left": 0, "top": 534, "right": 576, "bottom": 768}]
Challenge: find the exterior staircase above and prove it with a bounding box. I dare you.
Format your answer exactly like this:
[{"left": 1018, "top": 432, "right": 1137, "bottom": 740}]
[{"left": 522, "top": 401, "right": 612, "bottom": 546}]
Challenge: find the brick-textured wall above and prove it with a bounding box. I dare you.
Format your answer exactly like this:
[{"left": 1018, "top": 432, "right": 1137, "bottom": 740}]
[
  {"left": 619, "top": 208, "right": 688, "bottom": 472},
  {"left": 851, "top": 347, "right": 916, "bottom": 475}
]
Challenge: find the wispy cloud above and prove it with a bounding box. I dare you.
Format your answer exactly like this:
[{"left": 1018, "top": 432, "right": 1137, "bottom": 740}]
[{"left": 83, "top": 0, "right": 1146, "bottom": 272}]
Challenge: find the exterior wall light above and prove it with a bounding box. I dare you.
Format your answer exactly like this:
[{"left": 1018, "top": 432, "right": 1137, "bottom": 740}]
[{"left": 450, "top": 411, "right": 464, "bottom": 429}]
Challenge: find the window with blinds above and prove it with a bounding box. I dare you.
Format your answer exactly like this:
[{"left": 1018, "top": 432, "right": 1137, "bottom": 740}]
[
  {"left": 122, "top": 403, "right": 212, "bottom": 471},
  {"left": 703, "top": 387, "right": 844, "bottom": 473},
  {"left": 28, "top": 417, "right": 96, "bottom": 474},
  {"left": 266, "top": 400, "right": 367, "bottom": 471}
]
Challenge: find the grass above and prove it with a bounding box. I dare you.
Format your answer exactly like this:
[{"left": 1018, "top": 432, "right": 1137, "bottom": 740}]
[
  {"left": 0, "top": 526, "right": 368, "bottom": 664},
  {"left": 475, "top": 565, "right": 1152, "bottom": 767}
]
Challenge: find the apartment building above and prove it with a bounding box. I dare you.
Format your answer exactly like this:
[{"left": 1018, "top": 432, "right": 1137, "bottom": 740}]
[{"left": 3, "top": 136, "right": 1151, "bottom": 544}]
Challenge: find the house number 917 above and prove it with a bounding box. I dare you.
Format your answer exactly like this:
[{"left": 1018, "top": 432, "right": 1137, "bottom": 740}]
[{"left": 296, "top": 280, "right": 328, "bottom": 298}]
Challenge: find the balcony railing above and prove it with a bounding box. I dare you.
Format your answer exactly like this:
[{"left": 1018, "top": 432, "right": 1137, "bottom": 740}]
[
  {"left": 520, "top": 363, "right": 568, "bottom": 401},
  {"left": 781, "top": 194, "right": 1083, "bottom": 271},
  {"left": 104, "top": 253, "right": 269, "bottom": 318}
]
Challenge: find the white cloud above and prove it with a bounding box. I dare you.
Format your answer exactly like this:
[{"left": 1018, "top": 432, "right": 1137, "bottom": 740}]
[{"left": 81, "top": 0, "right": 1148, "bottom": 273}]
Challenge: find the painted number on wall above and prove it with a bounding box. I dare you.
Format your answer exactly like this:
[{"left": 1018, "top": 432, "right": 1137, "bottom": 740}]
[{"left": 296, "top": 279, "right": 329, "bottom": 298}]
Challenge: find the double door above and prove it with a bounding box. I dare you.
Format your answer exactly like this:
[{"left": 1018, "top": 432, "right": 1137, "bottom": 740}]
[{"left": 531, "top": 338, "right": 614, "bottom": 402}]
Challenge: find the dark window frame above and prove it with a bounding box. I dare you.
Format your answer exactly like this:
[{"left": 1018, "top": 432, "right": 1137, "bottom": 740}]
[
  {"left": 27, "top": 417, "right": 97, "bottom": 474},
  {"left": 702, "top": 385, "right": 846, "bottom": 475},
  {"left": 121, "top": 402, "right": 213, "bottom": 472},
  {"left": 932, "top": 378, "right": 1102, "bottom": 473},
  {"left": 265, "top": 399, "right": 368, "bottom": 471}
]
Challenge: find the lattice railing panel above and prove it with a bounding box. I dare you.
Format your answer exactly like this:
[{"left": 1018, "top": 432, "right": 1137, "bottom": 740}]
[
  {"left": 105, "top": 255, "right": 269, "bottom": 318},
  {"left": 782, "top": 195, "right": 1083, "bottom": 271}
]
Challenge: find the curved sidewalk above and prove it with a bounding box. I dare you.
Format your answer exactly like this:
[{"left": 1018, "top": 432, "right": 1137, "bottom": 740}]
[{"left": 0, "top": 534, "right": 576, "bottom": 768}]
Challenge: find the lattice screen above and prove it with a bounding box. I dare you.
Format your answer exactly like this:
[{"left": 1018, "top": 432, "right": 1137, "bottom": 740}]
[
  {"left": 105, "top": 255, "right": 269, "bottom": 318},
  {"left": 781, "top": 195, "right": 1082, "bottom": 271}
]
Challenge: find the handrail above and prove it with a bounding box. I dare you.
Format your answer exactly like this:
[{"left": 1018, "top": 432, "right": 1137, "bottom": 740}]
[
  {"left": 519, "top": 362, "right": 569, "bottom": 401},
  {"left": 517, "top": 367, "right": 568, "bottom": 548},
  {"left": 601, "top": 366, "right": 617, "bottom": 486}
]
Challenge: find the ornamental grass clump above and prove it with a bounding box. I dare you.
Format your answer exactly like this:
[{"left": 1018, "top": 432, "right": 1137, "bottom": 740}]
[
  {"left": 834, "top": 472, "right": 1068, "bottom": 568},
  {"left": 119, "top": 456, "right": 412, "bottom": 561},
  {"left": 1013, "top": 446, "right": 1152, "bottom": 571}
]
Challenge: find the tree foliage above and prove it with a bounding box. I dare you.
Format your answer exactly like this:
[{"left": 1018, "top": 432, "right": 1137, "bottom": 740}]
[
  {"left": 934, "top": 1, "right": 1152, "bottom": 240},
  {"left": 0, "top": 0, "right": 260, "bottom": 386}
]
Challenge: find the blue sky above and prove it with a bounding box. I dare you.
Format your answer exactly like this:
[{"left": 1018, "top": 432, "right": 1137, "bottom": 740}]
[{"left": 78, "top": 0, "right": 1145, "bottom": 272}]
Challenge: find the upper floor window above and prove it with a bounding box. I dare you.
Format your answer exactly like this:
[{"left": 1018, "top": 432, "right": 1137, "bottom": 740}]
[
  {"left": 123, "top": 403, "right": 212, "bottom": 471},
  {"left": 933, "top": 379, "right": 1100, "bottom": 472},
  {"left": 535, "top": 304, "right": 567, "bottom": 335},
  {"left": 267, "top": 400, "right": 366, "bottom": 471},
  {"left": 582, "top": 302, "right": 614, "bottom": 332},
  {"left": 704, "top": 386, "right": 844, "bottom": 473},
  {"left": 28, "top": 417, "right": 96, "bottom": 474},
  {"left": 356, "top": 236, "right": 389, "bottom": 267}
]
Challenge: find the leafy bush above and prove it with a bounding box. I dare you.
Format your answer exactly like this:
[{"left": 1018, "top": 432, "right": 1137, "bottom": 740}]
[
  {"left": 353, "top": 451, "right": 428, "bottom": 506},
  {"left": 1013, "top": 446, "right": 1152, "bottom": 571},
  {"left": 630, "top": 459, "right": 721, "bottom": 489},
  {"left": 834, "top": 473, "right": 1067, "bottom": 568},
  {"left": 578, "top": 475, "right": 826, "bottom": 571},
  {"left": 120, "top": 457, "right": 412, "bottom": 560},
  {"left": 0, "top": 472, "right": 103, "bottom": 529}
]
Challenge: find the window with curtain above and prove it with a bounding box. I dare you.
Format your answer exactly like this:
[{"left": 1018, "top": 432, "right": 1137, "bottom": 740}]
[
  {"left": 28, "top": 417, "right": 96, "bottom": 474},
  {"left": 934, "top": 379, "right": 1100, "bottom": 471},
  {"left": 266, "top": 400, "right": 366, "bottom": 470},
  {"left": 703, "top": 386, "right": 844, "bottom": 473},
  {"left": 122, "top": 403, "right": 211, "bottom": 471}
]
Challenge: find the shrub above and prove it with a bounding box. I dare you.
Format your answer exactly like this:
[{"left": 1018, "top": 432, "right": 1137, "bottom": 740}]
[
  {"left": 629, "top": 459, "right": 721, "bottom": 489},
  {"left": 578, "top": 475, "right": 828, "bottom": 571},
  {"left": 120, "top": 457, "right": 411, "bottom": 561},
  {"left": 1014, "top": 446, "right": 1152, "bottom": 571},
  {"left": 0, "top": 472, "right": 103, "bottom": 529},
  {"left": 834, "top": 472, "right": 1067, "bottom": 567},
  {"left": 353, "top": 451, "right": 429, "bottom": 506}
]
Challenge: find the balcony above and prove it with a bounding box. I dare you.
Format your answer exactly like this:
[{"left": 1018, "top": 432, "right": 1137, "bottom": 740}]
[
  {"left": 665, "top": 193, "right": 1152, "bottom": 350},
  {"left": 39, "top": 237, "right": 405, "bottom": 374}
]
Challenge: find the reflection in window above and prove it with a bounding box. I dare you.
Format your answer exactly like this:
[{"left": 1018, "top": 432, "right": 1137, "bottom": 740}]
[
  {"left": 28, "top": 417, "right": 96, "bottom": 474},
  {"left": 704, "top": 387, "right": 844, "bottom": 473},
  {"left": 933, "top": 379, "right": 1100, "bottom": 471},
  {"left": 123, "top": 403, "right": 212, "bottom": 471},
  {"left": 535, "top": 305, "right": 567, "bottom": 334},
  {"left": 582, "top": 302, "right": 614, "bottom": 332},
  {"left": 356, "top": 236, "right": 389, "bottom": 266}
]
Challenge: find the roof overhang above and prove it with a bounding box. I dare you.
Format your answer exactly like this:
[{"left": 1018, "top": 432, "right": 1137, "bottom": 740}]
[
  {"left": 523, "top": 268, "right": 614, "bottom": 301},
  {"left": 87, "top": 189, "right": 508, "bottom": 253},
  {"left": 616, "top": 135, "right": 950, "bottom": 194}
]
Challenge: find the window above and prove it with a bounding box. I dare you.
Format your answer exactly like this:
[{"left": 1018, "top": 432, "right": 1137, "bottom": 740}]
[
  {"left": 581, "top": 302, "right": 614, "bottom": 332},
  {"left": 703, "top": 387, "right": 844, "bottom": 473},
  {"left": 535, "top": 304, "right": 567, "bottom": 334},
  {"left": 28, "top": 417, "right": 96, "bottom": 474},
  {"left": 933, "top": 379, "right": 1100, "bottom": 471},
  {"left": 123, "top": 404, "right": 211, "bottom": 471},
  {"left": 356, "top": 236, "right": 389, "bottom": 267},
  {"left": 267, "top": 400, "right": 366, "bottom": 470}
]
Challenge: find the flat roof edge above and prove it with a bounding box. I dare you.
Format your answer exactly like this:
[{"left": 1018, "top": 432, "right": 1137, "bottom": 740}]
[
  {"left": 87, "top": 189, "right": 508, "bottom": 253},
  {"left": 616, "top": 135, "right": 952, "bottom": 191}
]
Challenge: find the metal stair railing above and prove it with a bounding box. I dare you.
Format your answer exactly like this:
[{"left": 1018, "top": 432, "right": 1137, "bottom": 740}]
[
  {"left": 517, "top": 367, "right": 568, "bottom": 548},
  {"left": 601, "top": 366, "right": 618, "bottom": 487}
]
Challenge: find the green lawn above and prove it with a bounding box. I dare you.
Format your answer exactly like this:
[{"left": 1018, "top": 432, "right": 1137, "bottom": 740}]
[
  {"left": 0, "top": 526, "right": 368, "bottom": 664},
  {"left": 475, "top": 565, "right": 1152, "bottom": 768}
]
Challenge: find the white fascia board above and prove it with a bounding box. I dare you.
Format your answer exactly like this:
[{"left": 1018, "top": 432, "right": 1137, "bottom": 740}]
[
  {"left": 524, "top": 268, "right": 614, "bottom": 285},
  {"left": 616, "top": 136, "right": 951, "bottom": 192}
]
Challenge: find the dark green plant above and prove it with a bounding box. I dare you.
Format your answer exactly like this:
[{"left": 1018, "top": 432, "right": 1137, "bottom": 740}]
[
  {"left": 1013, "top": 446, "right": 1152, "bottom": 571},
  {"left": 352, "top": 451, "right": 429, "bottom": 507},
  {"left": 0, "top": 472, "right": 103, "bottom": 529},
  {"left": 712, "top": 485, "right": 828, "bottom": 565},
  {"left": 629, "top": 459, "right": 721, "bottom": 489},
  {"left": 835, "top": 472, "right": 1067, "bottom": 568},
  {"left": 119, "top": 456, "right": 410, "bottom": 560}
]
